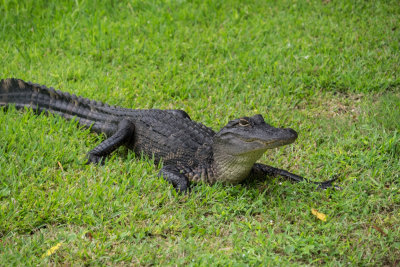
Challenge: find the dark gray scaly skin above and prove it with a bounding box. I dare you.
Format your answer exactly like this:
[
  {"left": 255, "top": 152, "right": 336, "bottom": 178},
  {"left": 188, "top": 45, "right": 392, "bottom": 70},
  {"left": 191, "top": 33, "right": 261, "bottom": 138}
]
[{"left": 0, "top": 78, "right": 339, "bottom": 193}]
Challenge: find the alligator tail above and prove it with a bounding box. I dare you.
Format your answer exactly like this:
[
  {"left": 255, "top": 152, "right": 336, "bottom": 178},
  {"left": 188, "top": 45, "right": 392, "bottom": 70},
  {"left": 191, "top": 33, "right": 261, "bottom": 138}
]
[{"left": 0, "top": 78, "right": 117, "bottom": 135}]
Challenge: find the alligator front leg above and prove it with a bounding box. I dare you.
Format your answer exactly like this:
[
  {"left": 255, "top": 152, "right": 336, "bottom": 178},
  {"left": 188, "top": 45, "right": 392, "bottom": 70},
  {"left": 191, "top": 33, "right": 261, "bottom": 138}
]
[
  {"left": 158, "top": 165, "right": 190, "bottom": 193},
  {"left": 87, "top": 118, "right": 135, "bottom": 164},
  {"left": 251, "top": 163, "right": 340, "bottom": 190}
]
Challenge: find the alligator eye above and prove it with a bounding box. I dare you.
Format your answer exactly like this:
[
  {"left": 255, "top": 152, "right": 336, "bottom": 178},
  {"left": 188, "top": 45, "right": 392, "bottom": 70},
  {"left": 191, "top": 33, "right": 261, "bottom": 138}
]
[{"left": 239, "top": 119, "right": 250, "bottom": 126}]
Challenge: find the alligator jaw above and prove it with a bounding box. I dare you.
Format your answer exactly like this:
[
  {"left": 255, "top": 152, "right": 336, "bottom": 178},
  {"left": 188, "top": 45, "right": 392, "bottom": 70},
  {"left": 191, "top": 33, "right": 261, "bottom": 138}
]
[{"left": 239, "top": 128, "right": 298, "bottom": 150}]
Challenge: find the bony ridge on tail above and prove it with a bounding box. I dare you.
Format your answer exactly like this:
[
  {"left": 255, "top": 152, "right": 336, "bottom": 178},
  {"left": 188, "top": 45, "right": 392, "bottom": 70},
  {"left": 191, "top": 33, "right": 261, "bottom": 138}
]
[{"left": 0, "top": 78, "right": 340, "bottom": 193}]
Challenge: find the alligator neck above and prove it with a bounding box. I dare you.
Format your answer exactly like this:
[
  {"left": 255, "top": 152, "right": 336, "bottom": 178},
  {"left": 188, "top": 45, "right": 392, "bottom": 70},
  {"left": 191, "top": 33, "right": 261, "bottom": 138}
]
[{"left": 211, "top": 144, "right": 266, "bottom": 184}]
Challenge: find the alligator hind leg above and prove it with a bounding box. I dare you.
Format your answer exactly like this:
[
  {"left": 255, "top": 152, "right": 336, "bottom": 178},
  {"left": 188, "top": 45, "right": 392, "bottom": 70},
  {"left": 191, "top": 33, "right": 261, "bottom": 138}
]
[
  {"left": 158, "top": 165, "right": 190, "bottom": 193},
  {"left": 87, "top": 118, "right": 135, "bottom": 164}
]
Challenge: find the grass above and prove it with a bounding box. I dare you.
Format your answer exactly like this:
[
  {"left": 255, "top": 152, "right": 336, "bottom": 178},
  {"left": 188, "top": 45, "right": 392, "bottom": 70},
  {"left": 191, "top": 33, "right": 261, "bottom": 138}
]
[{"left": 0, "top": 0, "right": 399, "bottom": 265}]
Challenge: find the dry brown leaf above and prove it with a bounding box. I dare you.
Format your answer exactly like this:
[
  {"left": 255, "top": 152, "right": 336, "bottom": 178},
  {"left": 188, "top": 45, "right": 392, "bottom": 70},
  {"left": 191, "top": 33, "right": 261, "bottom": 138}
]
[
  {"left": 311, "top": 208, "right": 327, "bottom": 222},
  {"left": 371, "top": 225, "right": 387, "bottom": 236},
  {"left": 85, "top": 232, "right": 94, "bottom": 241}
]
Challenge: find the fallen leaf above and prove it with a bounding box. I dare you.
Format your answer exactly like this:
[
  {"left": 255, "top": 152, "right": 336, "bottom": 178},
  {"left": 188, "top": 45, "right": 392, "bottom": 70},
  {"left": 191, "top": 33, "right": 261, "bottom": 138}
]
[
  {"left": 42, "top": 242, "right": 63, "bottom": 258},
  {"left": 371, "top": 225, "right": 387, "bottom": 236},
  {"left": 311, "top": 208, "right": 327, "bottom": 222},
  {"left": 57, "top": 161, "right": 64, "bottom": 171},
  {"left": 85, "top": 232, "right": 93, "bottom": 241}
]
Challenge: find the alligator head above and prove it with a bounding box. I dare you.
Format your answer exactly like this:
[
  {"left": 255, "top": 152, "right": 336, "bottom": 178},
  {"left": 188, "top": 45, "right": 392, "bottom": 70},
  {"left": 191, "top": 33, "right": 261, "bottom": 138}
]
[
  {"left": 211, "top": 114, "right": 298, "bottom": 183},
  {"left": 214, "top": 114, "right": 298, "bottom": 155}
]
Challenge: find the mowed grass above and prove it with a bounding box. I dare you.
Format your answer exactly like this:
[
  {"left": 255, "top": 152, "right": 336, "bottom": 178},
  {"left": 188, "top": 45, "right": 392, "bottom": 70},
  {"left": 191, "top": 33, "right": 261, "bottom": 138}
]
[{"left": 0, "top": 0, "right": 399, "bottom": 265}]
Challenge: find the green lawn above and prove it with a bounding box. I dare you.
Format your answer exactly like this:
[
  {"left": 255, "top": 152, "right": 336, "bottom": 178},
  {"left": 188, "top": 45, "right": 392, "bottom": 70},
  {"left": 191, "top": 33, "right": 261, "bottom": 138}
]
[{"left": 1, "top": 0, "right": 399, "bottom": 265}]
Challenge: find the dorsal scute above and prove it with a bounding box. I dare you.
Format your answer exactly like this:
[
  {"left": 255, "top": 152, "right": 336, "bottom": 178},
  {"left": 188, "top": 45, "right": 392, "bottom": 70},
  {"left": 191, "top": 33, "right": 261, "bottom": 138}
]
[
  {"left": 63, "top": 91, "right": 71, "bottom": 99},
  {"left": 48, "top": 87, "right": 57, "bottom": 98},
  {"left": 56, "top": 90, "right": 64, "bottom": 99},
  {"left": 32, "top": 83, "right": 41, "bottom": 93},
  {"left": 81, "top": 97, "right": 90, "bottom": 105}
]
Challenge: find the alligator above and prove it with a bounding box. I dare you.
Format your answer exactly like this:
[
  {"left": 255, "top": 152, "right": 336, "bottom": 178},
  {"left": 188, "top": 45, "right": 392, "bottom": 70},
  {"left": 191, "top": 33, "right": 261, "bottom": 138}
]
[{"left": 0, "top": 78, "right": 339, "bottom": 193}]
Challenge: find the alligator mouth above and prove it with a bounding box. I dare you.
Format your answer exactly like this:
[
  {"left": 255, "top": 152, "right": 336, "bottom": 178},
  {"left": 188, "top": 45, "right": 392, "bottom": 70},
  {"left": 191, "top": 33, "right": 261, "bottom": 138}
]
[
  {"left": 240, "top": 137, "right": 297, "bottom": 148},
  {"left": 247, "top": 139, "right": 276, "bottom": 145}
]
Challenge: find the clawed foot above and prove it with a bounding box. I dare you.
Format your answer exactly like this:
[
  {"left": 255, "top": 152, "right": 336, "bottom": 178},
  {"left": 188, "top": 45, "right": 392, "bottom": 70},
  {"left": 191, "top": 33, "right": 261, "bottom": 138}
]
[
  {"left": 316, "top": 175, "right": 342, "bottom": 190},
  {"left": 175, "top": 184, "right": 191, "bottom": 194},
  {"left": 158, "top": 166, "right": 191, "bottom": 194},
  {"left": 86, "top": 153, "right": 106, "bottom": 165}
]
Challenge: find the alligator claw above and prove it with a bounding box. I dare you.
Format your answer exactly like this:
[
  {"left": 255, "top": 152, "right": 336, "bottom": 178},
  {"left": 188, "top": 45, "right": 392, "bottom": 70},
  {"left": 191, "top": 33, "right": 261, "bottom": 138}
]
[
  {"left": 316, "top": 175, "right": 342, "bottom": 190},
  {"left": 86, "top": 153, "right": 105, "bottom": 165}
]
